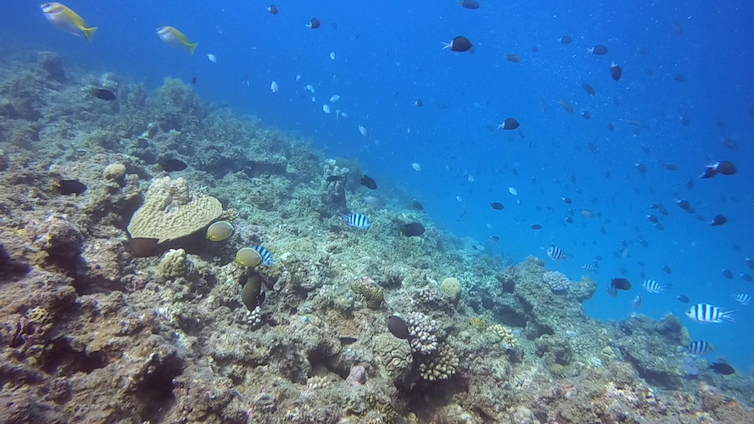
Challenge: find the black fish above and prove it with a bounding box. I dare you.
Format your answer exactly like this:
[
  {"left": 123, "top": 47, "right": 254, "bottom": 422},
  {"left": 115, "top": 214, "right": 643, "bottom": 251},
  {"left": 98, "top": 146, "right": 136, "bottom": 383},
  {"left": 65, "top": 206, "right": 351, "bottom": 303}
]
[
  {"left": 415, "top": 99, "right": 423, "bottom": 107},
  {"left": 562, "top": 197, "right": 572, "bottom": 204},
  {"left": 635, "top": 163, "right": 647, "bottom": 175},
  {"left": 307, "top": 17, "right": 321, "bottom": 29},
  {"left": 611, "top": 278, "right": 631, "bottom": 290},
  {"left": 560, "top": 35, "right": 572, "bottom": 44},
  {"left": 741, "top": 273, "right": 753, "bottom": 282},
  {"left": 710, "top": 362, "right": 735, "bottom": 375},
  {"left": 531, "top": 224, "right": 542, "bottom": 230},
  {"left": 267, "top": 4, "right": 278, "bottom": 15},
  {"left": 659, "top": 161, "right": 678, "bottom": 171},
  {"left": 92, "top": 88, "right": 116, "bottom": 101},
  {"left": 412, "top": 200, "right": 424, "bottom": 211},
  {"left": 326, "top": 175, "right": 343, "bottom": 182},
  {"left": 747, "top": 258, "right": 754, "bottom": 269},
  {"left": 582, "top": 111, "right": 591, "bottom": 120},
  {"left": 610, "top": 62, "right": 623, "bottom": 81},
  {"left": 583, "top": 83, "right": 596, "bottom": 96},
  {"left": 673, "top": 74, "right": 687, "bottom": 83},
  {"left": 722, "top": 269, "right": 733, "bottom": 279},
  {"left": 125, "top": 238, "right": 159, "bottom": 257},
  {"left": 59, "top": 179, "right": 87, "bottom": 195},
  {"left": 647, "top": 215, "right": 659, "bottom": 223},
  {"left": 459, "top": 0, "right": 480, "bottom": 9},
  {"left": 589, "top": 44, "right": 608, "bottom": 55},
  {"left": 488, "top": 235, "right": 499, "bottom": 242},
  {"left": 387, "top": 316, "right": 411, "bottom": 339},
  {"left": 191, "top": 77, "right": 197, "bottom": 85},
  {"left": 677, "top": 295, "right": 690, "bottom": 303},
  {"left": 501, "top": 118, "right": 520, "bottom": 130},
  {"left": 490, "top": 202, "right": 505, "bottom": 210},
  {"left": 677, "top": 199, "right": 691, "bottom": 210},
  {"left": 711, "top": 215, "right": 727, "bottom": 226},
  {"left": 158, "top": 158, "right": 188, "bottom": 172},
  {"left": 241, "top": 275, "right": 265, "bottom": 312},
  {"left": 663, "top": 265, "right": 672, "bottom": 274},
  {"left": 607, "top": 122, "right": 614, "bottom": 131},
  {"left": 359, "top": 175, "right": 377, "bottom": 190},
  {"left": 401, "top": 222, "right": 425, "bottom": 237},
  {"left": 446, "top": 36, "right": 473, "bottom": 53}
]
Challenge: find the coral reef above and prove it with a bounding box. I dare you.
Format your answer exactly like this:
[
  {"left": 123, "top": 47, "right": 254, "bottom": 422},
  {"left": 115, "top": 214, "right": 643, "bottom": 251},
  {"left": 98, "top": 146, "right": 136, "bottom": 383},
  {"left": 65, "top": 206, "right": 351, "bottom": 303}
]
[{"left": 0, "top": 51, "right": 752, "bottom": 424}]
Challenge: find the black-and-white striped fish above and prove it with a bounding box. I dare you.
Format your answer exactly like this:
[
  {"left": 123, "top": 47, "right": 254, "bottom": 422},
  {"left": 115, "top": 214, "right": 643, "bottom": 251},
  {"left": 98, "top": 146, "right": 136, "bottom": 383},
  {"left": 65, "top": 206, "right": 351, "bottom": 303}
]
[
  {"left": 685, "top": 303, "right": 736, "bottom": 323},
  {"left": 547, "top": 246, "right": 571, "bottom": 261},
  {"left": 582, "top": 263, "right": 598, "bottom": 272},
  {"left": 606, "top": 284, "right": 617, "bottom": 297},
  {"left": 342, "top": 213, "right": 371, "bottom": 229},
  {"left": 686, "top": 340, "right": 715, "bottom": 355},
  {"left": 642, "top": 279, "right": 664, "bottom": 294},
  {"left": 732, "top": 292, "right": 752, "bottom": 306},
  {"left": 252, "top": 245, "right": 276, "bottom": 265}
]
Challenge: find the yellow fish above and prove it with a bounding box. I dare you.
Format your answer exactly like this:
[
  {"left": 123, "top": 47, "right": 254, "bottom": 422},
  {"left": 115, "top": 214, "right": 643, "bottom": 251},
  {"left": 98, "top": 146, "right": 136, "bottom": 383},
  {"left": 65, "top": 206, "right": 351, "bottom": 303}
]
[
  {"left": 40, "top": 3, "right": 97, "bottom": 41},
  {"left": 156, "top": 26, "right": 198, "bottom": 55}
]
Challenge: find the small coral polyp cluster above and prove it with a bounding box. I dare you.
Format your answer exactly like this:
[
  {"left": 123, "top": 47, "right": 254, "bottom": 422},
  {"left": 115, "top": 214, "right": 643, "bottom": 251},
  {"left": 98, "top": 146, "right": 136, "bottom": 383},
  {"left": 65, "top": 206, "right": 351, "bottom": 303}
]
[{"left": 0, "top": 52, "right": 752, "bottom": 423}]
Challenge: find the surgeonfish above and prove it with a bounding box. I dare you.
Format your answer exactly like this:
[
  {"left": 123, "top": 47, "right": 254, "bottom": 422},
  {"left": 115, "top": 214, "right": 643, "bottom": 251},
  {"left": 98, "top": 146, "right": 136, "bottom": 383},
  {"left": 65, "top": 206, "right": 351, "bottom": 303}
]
[
  {"left": 547, "top": 246, "right": 571, "bottom": 261},
  {"left": 156, "top": 26, "right": 198, "bottom": 54},
  {"left": 342, "top": 213, "right": 371, "bottom": 229},
  {"left": 685, "top": 304, "right": 736, "bottom": 323},
  {"left": 41, "top": 3, "right": 97, "bottom": 41}
]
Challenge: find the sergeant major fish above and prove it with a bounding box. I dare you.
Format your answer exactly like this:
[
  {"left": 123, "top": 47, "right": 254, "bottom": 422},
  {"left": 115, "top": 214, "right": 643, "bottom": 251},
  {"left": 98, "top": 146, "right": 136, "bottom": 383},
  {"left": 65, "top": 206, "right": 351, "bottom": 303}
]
[
  {"left": 252, "top": 245, "right": 276, "bottom": 266},
  {"left": 642, "top": 279, "right": 665, "bottom": 294},
  {"left": 732, "top": 292, "right": 751, "bottom": 306},
  {"left": 686, "top": 340, "right": 715, "bottom": 355},
  {"left": 342, "top": 213, "right": 371, "bottom": 229},
  {"left": 685, "top": 304, "right": 736, "bottom": 323},
  {"left": 547, "top": 246, "right": 571, "bottom": 261}
]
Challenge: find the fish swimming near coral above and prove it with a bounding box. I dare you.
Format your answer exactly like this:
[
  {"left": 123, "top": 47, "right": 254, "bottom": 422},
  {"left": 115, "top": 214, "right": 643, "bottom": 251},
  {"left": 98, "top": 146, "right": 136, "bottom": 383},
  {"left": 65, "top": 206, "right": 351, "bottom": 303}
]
[
  {"left": 158, "top": 158, "right": 188, "bottom": 172},
  {"left": 359, "top": 175, "right": 377, "bottom": 190},
  {"left": 125, "top": 237, "right": 159, "bottom": 257},
  {"left": 685, "top": 304, "right": 735, "bottom": 323},
  {"left": 401, "top": 222, "right": 425, "bottom": 237},
  {"left": 610, "top": 278, "right": 631, "bottom": 291},
  {"left": 156, "top": 26, "right": 198, "bottom": 54},
  {"left": 41, "top": 3, "right": 97, "bottom": 41},
  {"left": 241, "top": 274, "right": 265, "bottom": 312},
  {"left": 343, "top": 213, "right": 371, "bottom": 229},
  {"left": 386, "top": 315, "right": 411, "bottom": 339},
  {"left": 709, "top": 361, "right": 735, "bottom": 375},
  {"left": 58, "top": 179, "right": 87, "bottom": 195},
  {"left": 91, "top": 88, "right": 116, "bottom": 101}
]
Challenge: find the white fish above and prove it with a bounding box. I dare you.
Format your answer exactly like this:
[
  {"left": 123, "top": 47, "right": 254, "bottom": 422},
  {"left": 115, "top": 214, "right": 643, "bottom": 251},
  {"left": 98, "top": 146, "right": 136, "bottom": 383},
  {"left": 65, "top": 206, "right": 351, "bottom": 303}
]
[
  {"left": 340, "top": 112, "right": 349, "bottom": 118},
  {"left": 412, "top": 163, "right": 422, "bottom": 172},
  {"left": 207, "top": 53, "right": 217, "bottom": 63},
  {"left": 296, "top": 74, "right": 301, "bottom": 81},
  {"left": 305, "top": 84, "right": 315, "bottom": 93},
  {"left": 329, "top": 95, "right": 340, "bottom": 103},
  {"left": 509, "top": 187, "right": 518, "bottom": 195},
  {"left": 329, "top": 52, "right": 336, "bottom": 60},
  {"left": 322, "top": 104, "right": 331, "bottom": 114},
  {"left": 270, "top": 81, "right": 279, "bottom": 92},
  {"left": 468, "top": 175, "right": 475, "bottom": 182},
  {"left": 456, "top": 196, "right": 462, "bottom": 202},
  {"left": 486, "top": 223, "right": 493, "bottom": 229},
  {"left": 311, "top": 97, "right": 316, "bottom": 102},
  {"left": 358, "top": 125, "right": 369, "bottom": 137}
]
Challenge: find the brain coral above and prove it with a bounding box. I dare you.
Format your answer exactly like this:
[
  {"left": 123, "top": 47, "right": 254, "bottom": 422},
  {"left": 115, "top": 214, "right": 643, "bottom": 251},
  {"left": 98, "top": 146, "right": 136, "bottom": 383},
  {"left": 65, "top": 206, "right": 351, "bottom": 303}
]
[
  {"left": 127, "top": 177, "right": 222, "bottom": 243},
  {"left": 439, "top": 277, "right": 462, "bottom": 302}
]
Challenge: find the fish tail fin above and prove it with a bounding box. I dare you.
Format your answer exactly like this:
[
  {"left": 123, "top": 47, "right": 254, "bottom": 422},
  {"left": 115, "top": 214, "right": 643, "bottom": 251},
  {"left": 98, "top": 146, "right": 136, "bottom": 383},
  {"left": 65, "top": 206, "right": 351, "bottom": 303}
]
[
  {"left": 82, "top": 26, "right": 97, "bottom": 42},
  {"left": 723, "top": 311, "right": 736, "bottom": 322},
  {"left": 187, "top": 42, "right": 198, "bottom": 55},
  {"left": 441, "top": 41, "right": 452, "bottom": 50}
]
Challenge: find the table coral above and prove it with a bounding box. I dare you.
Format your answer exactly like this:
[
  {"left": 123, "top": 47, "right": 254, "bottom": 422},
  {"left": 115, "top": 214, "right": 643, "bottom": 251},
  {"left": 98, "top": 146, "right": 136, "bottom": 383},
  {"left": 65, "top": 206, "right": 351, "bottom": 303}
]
[{"left": 127, "top": 176, "right": 222, "bottom": 243}]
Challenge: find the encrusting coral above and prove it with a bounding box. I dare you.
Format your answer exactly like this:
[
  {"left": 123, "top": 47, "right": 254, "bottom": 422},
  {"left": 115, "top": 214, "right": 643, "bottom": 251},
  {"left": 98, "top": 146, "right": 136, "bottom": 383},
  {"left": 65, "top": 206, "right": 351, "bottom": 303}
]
[{"left": 127, "top": 176, "right": 222, "bottom": 243}]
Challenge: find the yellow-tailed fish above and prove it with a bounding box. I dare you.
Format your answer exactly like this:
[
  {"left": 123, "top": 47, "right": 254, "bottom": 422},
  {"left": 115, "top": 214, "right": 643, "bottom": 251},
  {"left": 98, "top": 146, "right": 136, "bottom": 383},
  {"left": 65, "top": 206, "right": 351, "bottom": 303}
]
[
  {"left": 156, "top": 26, "right": 198, "bottom": 55},
  {"left": 40, "top": 3, "right": 97, "bottom": 41}
]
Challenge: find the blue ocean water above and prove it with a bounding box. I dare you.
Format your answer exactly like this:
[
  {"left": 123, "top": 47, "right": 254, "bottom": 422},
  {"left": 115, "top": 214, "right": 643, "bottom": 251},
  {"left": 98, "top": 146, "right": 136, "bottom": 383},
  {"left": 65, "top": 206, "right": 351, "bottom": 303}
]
[{"left": 3, "top": 1, "right": 753, "bottom": 369}]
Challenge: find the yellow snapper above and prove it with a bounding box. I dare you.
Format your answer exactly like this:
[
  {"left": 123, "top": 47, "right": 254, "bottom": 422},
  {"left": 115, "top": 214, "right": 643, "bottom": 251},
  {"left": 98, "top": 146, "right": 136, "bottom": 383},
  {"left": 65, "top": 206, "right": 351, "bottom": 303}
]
[
  {"left": 156, "top": 26, "right": 198, "bottom": 54},
  {"left": 40, "top": 3, "right": 97, "bottom": 41}
]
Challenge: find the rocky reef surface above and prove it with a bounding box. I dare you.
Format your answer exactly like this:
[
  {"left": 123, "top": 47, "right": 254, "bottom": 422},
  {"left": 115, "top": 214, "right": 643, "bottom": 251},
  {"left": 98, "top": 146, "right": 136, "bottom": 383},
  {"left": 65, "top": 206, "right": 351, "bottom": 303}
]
[{"left": 0, "top": 51, "right": 753, "bottom": 424}]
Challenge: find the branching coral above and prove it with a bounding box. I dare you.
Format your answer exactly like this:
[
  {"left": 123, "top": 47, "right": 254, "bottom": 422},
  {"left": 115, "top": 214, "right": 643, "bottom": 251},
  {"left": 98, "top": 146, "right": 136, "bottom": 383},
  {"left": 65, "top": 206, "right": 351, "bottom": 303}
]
[
  {"left": 418, "top": 344, "right": 459, "bottom": 381},
  {"left": 405, "top": 311, "right": 438, "bottom": 354}
]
